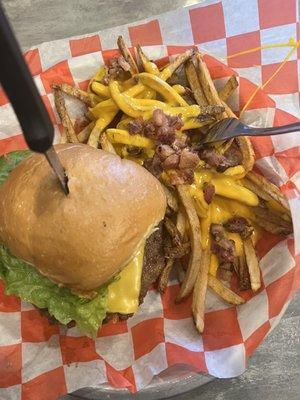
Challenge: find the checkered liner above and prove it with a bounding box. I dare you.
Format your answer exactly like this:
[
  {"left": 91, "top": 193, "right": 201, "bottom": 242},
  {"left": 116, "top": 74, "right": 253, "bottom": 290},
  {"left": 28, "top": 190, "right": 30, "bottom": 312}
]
[{"left": 0, "top": 1, "right": 300, "bottom": 398}]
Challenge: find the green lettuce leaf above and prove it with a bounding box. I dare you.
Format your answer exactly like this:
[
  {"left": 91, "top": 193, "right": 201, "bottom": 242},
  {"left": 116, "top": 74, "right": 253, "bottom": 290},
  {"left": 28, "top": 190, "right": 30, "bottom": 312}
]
[
  {"left": 0, "top": 151, "right": 108, "bottom": 337},
  {"left": 0, "top": 245, "right": 108, "bottom": 337},
  {"left": 0, "top": 150, "right": 31, "bottom": 185}
]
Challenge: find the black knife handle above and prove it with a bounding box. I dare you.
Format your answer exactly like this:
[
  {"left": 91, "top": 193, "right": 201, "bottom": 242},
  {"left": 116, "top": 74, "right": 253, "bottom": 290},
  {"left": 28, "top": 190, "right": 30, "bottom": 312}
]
[{"left": 0, "top": 5, "right": 53, "bottom": 153}]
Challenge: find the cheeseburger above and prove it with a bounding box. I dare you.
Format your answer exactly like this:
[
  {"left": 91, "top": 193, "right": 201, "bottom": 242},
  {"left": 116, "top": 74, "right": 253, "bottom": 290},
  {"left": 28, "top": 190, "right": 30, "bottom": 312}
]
[{"left": 0, "top": 144, "right": 166, "bottom": 337}]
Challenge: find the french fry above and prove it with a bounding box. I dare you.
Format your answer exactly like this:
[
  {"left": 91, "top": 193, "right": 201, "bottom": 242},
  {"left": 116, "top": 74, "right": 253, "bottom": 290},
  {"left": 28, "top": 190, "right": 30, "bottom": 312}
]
[
  {"left": 166, "top": 243, "right": 190, "bottom": 259},
  {"left": 237, "top": 253, "right": 251, "bottom": 290},
  {"left": 253, "top": 206, "right": 292, "bottom": 231},
  {"left": 163, "top": 185, "right": 179, "bottom": 213},
  {"left": 192, "top": 248, "right": 210, "bottom": 333},
  {"left": 53, "top": 88, "right": 78, "bottom": 143},
  {"left": 176, "top": 185, "right": 202, "bottom": 301},
  {"left": 220, "top": 100, "right": 255, "bottom": 172},
  {"left": 208, "top": 274, "right": 245, "bottom": 305},
  {"left": 185, "top": 58, "right": 208, "bottom": 106},
  {"left": 99, "top": 132, "right": 117, "bottom": 154},
  {"left": 88, "top": 111, "right": 116, "bottom": 147},
  {"left": 117, "top": 35, "right": 139, "bottom": 76},
  {"left": 252, "top": 206, "right": 293, "bottom": 235},
  {"left": 164, "top": 217, "right": 183, "bottom": 246},
  {"left": 245, "top": 170, "right": 290, "bottom": 211},
  {"left": 106, "top": 128, "right": 155, "bottom": 148},
  {"left": 253, "top": 217, "right": 291, "bottom": 236},
  {"left": 160, "top": 49, "right": 194, "bottom": 81},
  {"left": 172, "top": 84, "right": 187, "bottom": 95},
  {"left": 52, "top": 83, "right": 93, "bottom": 107},
  {"left": 196, "top": 53, "right": 226, "bottom": 119},
  {"left": 176, "top": 263, "right": 186, "bottom": 283},
  {"left": 243, "top": 237, "right": 261, "bottom": 292},
  {"left": 91, "top": 82, "right": 111, "bottom": 99},
  {"left": 88, "top": 66, "right": 107, "bottom": 93},
  {"left": 176, "top": 207, "right": 187, "bottom": 239},
  {"left": 236, "top": 136, "right": 255, "bottom": 173},
  {"left": 158, "top": 258, "right": 175, "bottom": 294},
  {"left": 218, "top": 75, "right": 238, "bottom": 102},
  {"left": 181, "top": 118, "right": 213, "bottom": 131},
  {"left": 77, "top": 121, "right": 95, "bottom": 143},
  {"left": 136, "top": 45, "right": 160, "bottom": 75},
  {"left": 138, "top": 72, "right": 189, "bottom": 106}
]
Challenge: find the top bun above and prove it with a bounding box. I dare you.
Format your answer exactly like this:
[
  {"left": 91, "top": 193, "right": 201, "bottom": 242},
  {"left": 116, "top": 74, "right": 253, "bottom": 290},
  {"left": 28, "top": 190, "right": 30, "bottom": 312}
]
[{"left": 0, "top": 144, "right": 166, "bottom": 294}]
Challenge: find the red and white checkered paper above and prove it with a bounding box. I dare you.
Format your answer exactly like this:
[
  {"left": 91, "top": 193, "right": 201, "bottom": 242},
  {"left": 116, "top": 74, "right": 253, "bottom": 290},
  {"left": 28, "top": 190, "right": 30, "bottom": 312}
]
[{"left": 1, "top": 1, "right": 300, "bottom": 398}]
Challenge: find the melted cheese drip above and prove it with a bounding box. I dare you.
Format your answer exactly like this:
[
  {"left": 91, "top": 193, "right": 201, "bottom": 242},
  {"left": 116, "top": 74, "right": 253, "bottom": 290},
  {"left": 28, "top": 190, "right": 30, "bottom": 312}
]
[
  {"left": 201, "top": 196, "right": 261, "bottom": 250},
  {"left": 205, "top": 198, "right": 261, "bottom": 275},
  {"left": 107, "top": 245, "right": 144, "bottom": 314}
]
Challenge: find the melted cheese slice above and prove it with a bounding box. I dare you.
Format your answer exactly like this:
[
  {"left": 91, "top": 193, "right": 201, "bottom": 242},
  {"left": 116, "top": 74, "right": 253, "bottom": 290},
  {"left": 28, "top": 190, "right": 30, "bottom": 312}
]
[{"left": 107, "top": 245, "right": 144, "bottom": 314}]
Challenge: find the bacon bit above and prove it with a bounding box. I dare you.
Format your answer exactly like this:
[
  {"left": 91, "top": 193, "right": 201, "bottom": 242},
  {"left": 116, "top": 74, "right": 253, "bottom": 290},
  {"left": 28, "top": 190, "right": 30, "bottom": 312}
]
[
  {"left": 172, "top": 136, "right": 187, "bottom": 150},
  {"left": 179, "top": 148, "right": 200, "bottom": 170},
  {"left": 117, "top": 55, "right": 131, "bottom": 72},
  {"left": 224, "top": 216, "right": 254, "bottom": 239},
  {"left": 143, "top": 155, "right": 163, "bottom": 177},
  {"left": 200, "top": 148, "right": 232, "bottom": 171},
  {"left": 210, "top": 224, "right": 237, "bottom": 264},
  {"left": 101, "top": 74, "right": 110, "bottom": 85},
  {"left": 203, "top": 183, "right": 215, "bottom": 204},
  {"left": 168, "top": 114, "right": 184, "bottom": 130},
  {"left": 152, "top": 109, "right": 168, "bottom": 127},
  {"left": 127, "top": 119, "right": 143, "bottom": 134},
  {"left": 102, "top": 55, "right": 131, "bottom": 83},
  {"left": 168, "top": 169, "right": 194, "bottom": 185},
  {"left": 156, "top": 144, "right": 176, "bottom": 159},
  {"left": 162, "top": 153, "right": 180, "bottom": 170}
]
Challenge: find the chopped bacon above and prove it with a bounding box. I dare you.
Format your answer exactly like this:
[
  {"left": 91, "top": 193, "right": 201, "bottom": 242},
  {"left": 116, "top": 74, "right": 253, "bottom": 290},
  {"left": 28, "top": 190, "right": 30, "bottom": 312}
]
[
  {"left": 203, "top": 183, "right": 215, "bottom": 204},
  {"left": 224, "top": 216, "right": 254, "bottom": 238},
  {"left": 152, "top": 109, "right": 168, "bottom": 127},
  {"left": 127, "top": 119, "right": 143, "bottom": 134},
  {"left": 178, "top": 148, "right": 200, "bottom": 170},
  {"left": 200, "top": 148, "right": 233, "bottom": 171},
  {"left": 210, "top": 224, "right": 237, "bottom": 264},
  {"left": 156, "top": 144, "right": 176, "bottom": 160},
  {"left": 162, "top": 154, "right": 180, "bottom": 170},
  {"left": 168, "top": 169, "right": 194, "bottom": 185},
  {"left": 102, "top": 55, "right": 131, "bottom": 84}
]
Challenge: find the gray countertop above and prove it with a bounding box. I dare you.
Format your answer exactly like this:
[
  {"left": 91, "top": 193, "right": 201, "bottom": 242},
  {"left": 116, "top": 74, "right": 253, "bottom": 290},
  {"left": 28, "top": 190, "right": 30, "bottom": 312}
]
[{"left": 2, "top": 1, "right": 300, "bottom": 399}]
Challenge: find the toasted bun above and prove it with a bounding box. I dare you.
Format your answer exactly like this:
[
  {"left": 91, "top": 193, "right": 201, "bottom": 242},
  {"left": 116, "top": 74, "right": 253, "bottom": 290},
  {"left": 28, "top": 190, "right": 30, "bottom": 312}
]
[{"left": 0, "top": 144, "right": 166, "bottom": 294}]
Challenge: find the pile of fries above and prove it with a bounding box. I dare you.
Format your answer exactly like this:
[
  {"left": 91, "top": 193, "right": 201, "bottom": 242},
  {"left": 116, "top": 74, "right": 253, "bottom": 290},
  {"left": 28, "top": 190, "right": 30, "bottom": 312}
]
[{"left": 53, "top": 37, "right": 293, "bottom": 333}]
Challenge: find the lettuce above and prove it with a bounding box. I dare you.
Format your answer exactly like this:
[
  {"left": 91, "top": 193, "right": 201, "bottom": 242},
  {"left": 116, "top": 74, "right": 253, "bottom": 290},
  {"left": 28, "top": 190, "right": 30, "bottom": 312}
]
[
  {"left": 0, "top": 245, "right": 108, "bottom": 337},
  {"left": 0, "top": 150, "right": 31, "bottom": 185},
  {"left": 0, "top": 151, "right": 108, "bottom": 338}
]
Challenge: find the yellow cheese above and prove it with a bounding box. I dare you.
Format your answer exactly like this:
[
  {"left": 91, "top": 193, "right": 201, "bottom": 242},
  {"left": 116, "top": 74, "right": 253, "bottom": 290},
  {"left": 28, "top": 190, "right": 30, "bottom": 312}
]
[
  {"left": 211, "top": 196, "right": 261, "bottom": 247},
  {"left": 209, "top": 253, "right": 218, "bottom": 276},
  {"left": 223, "top": 165, "right": 246, "bottom": 179},
  {"left": 107, "top": 245, "right": 144, "bottom": 314},
  {"left": 212, "top": 178, "right": 259, "bottom": 206},
  {"left": 144, "top": 61, "right": 160, "bottom": 75},
  {"left": 194, "top": 170, "right": 258, "bottom": 207}
]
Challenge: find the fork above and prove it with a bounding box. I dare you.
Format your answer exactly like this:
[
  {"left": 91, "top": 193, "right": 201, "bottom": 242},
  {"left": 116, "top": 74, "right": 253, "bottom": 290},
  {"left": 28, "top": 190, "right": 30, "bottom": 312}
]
[{"left": 201, "top": 117, "right": 300, "bottom": 144}]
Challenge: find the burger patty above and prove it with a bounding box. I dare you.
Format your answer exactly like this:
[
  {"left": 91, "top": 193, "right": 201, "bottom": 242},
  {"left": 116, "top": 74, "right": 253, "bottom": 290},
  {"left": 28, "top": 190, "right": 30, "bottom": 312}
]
[
  {"left": 139, "top": 221, "right": 165, "bottom": 303},
  {"left": 40, "top": 223, "right": 166, "bottom": 326}
]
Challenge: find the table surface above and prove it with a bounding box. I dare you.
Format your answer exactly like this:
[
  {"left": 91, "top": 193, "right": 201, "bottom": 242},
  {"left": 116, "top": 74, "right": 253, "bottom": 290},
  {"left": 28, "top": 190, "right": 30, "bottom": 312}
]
[{"left": 2, "top": 1, "right": 300, "bottom": 399}]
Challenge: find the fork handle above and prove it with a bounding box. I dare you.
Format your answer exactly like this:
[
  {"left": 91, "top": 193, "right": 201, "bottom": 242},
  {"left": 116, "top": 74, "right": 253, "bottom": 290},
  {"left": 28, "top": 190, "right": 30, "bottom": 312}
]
[{"left": 249, "top": 121, "right": 300, "bottom": 136}]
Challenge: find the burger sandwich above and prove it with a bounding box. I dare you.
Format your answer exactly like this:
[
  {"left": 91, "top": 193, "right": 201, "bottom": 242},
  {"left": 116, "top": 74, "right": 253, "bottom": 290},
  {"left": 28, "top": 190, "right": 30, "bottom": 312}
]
[{"left": 0, "top": 144, "right": 167, "bottom": 337}]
